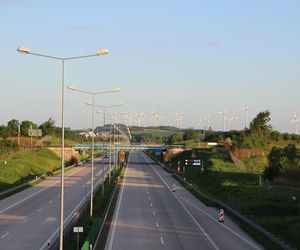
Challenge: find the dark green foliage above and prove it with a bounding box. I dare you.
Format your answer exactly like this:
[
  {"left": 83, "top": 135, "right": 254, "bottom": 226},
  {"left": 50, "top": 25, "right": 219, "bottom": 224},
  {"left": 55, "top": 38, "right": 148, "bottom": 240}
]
[
  {"left": 249, "top": 110, "right": 272, "bottom": 136},
  {"left": 182, "top": 128, "right": 198, "bottom": 141},
  {"left": 0, "top": 125, "right": 11, "bottom": 139},
  {"left": 20, "top": 120, "right": 38, "bottom": 136},
  {"left": 7, "top": 119, "right": 20, "bottom": 136},
  {"left": 167, "top": 133, "right": 182, "bottom": 144},
  {"left": 39, "top": 117, "right": 55, "bottom": 136},
  {"left": 225, "top": 111, "right": 272, "bottom": 148},
  {"left": 264, "top": 144, "right": 300, "bottom": 180}
]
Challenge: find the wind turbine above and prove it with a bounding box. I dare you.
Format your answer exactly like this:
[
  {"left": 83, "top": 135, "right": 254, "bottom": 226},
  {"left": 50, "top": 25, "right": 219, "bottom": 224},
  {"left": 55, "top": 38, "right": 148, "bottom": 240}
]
[
  {"left": 291, "top": 113, "right": 300, "bottom": 134},
  {"left": 232, "top": 113, "right": 238, "bottom": 130},
  {"left": 175, "top": 112, "right": 184, "bottom": 130},
  {"left": 127, "top": 112, "right": 133, "bottom": 127},
  {"left": 219, "top": 109, "right": 227, "bottom": 132},
  {"left": 197, "top": 118, "right": 206, "bottom": 140},
  {"left": 137, "top": 112, "right": 145, "bottom": 127},
  {"left": 203, "top": 114, "right": 211, "bottom": 130},
  {"left": 227, "top": 116, "right": 234, "bottom": 131},
  {"left": 241, "top": 105, "right": 249, "bottom": 129}
]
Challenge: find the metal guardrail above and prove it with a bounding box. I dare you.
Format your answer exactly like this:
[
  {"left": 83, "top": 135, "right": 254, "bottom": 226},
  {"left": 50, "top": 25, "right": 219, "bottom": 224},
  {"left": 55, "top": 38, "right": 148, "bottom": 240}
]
[
  {"left": 93, "top": 173, "right": 120, "bottom": 248},
  {"left": 41, "top": 167, "right": 111, "bottom": 250},
  {"left": 146, "top": 153, "right": 294, "bottom": 250}
]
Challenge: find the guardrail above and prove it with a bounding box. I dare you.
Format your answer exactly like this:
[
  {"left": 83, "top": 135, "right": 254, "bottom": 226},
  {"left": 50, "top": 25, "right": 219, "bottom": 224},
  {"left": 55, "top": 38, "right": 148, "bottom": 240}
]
[
  {"left": 146, "top": 153, "right": 294, "bottom": 250},
  {"left": 43, "top": 168, "right": 111, "bottom": 250},
  {"left": 93, "top": 173, "right": 120, "bottom": 248}
]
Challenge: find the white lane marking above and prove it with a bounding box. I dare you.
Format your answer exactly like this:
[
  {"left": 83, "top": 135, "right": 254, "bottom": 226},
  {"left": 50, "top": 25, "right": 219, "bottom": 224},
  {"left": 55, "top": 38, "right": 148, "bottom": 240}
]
[
  {"left": 107, "top": 152, "right": 131, "bottom": 250},
  {"left": 156, "top": 222, "right": 159, "bottom": 228},
  {"left": 148, "top": 196, "right": 151, "bottom": 200},
  {"left": 160, "top": 236, "right": 164, "bottom": 245},
  {"left": 142, "top": 152, "right": 220, "bottom": 250},
  {"left": 150, "top": 203, "right": 153, "bottom": 207},
  {"left": 37, "top": 208, "right": 42, "bottom": 213},
  {"left": 1, "top": 232, "right": 9, "bottom": 239},
  {"left": 22, "top": 218, "right": 29, "bottom": 223},
  {"left": 40, "top": 163, "right": 110, "bottom": 249},
  {"left": 177, "top": 195, "right": 261, "bottom": 250},
  {"left": 0, "top": 167, "right": 84, "bottom": 214},
  {"left": 153, "top": 211, "right": 156, "bottom": 216},
  {"left": 49, "top": 200, "right": 53, "bottom": 204}
]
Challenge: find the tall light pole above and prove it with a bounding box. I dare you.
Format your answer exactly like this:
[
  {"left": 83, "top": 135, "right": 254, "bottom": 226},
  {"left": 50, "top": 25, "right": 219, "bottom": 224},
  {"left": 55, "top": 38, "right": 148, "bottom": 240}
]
[
  {"left": 17, "top": 47, "right": 109, "bottom": 250},
  {"left": 67, "top": 86, "right": 120, "bottom": 217},
  {"left": 88, "top": 103, "right": 124, "bottom": 195},
  {"left": 96, "top": 111, "right": 126, "bottom": 181}
]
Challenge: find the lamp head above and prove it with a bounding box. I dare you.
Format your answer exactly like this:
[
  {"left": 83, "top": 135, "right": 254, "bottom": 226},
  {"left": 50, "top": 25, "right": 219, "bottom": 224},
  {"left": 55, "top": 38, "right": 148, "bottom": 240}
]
[
  {"left": 67, "top": 85, "right": 76, "bottom": 91},
  {"left": 17, "top": 47, "right": 30, "bottom": 54},
  {"left": 96, "top": 48, "right": 110, "bottom": 56}
]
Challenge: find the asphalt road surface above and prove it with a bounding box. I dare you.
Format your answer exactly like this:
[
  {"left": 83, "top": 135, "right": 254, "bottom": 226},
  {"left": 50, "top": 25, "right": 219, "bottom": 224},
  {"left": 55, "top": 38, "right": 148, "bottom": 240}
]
[
  {"left": 104, "top": 151, "right": 262, "bottom": 250},
  {"left": 0, "top": 156, "right": 112, "bottom": 250}
]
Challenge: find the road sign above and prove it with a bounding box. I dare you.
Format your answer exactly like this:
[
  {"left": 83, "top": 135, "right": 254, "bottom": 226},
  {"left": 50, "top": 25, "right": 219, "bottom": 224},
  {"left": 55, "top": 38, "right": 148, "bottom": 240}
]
[
  {"left": 28, "top": 128, "right": 42, "bottom": 137},
  {"left": 184, "top": 158, "right": 202, "bottom": 167},
  {"left": 73, "top": 227, "right": 83, "bottom": 233},
  {"left": 119, "top": 150, "right": 126, "bottom": 162}
]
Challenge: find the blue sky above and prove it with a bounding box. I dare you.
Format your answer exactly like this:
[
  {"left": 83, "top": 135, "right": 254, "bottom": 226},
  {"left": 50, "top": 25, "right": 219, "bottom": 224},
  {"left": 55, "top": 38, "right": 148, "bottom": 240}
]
[{"left": 1, "top": 0, "right": 300, "bottom": 132}]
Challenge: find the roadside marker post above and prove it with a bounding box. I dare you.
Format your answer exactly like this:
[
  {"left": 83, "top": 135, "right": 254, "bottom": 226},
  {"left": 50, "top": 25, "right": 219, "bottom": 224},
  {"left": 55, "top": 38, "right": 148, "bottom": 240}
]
[
  {"left": 73, "top": 227, "right": 83, "bottom": 250},
  {"left": 172, "top": 183, "right": 176, "bottom": 192},
  {"left": 47, "top": 240, "right": 50, "bottom": 250},
  {"left": 219, "top": 209, "right": 224, "bottom": 222}
]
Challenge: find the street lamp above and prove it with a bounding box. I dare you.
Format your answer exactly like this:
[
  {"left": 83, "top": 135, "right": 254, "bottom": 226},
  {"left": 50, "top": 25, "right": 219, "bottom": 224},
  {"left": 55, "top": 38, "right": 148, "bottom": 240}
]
[
  {"left": 96, "top": 111, "right": 128, "bottom": 177},
  {"left": 88, "top": 103, "right": 124, "bottom": 187},
  {"left": 67, "top": 86, "right": 120, "bottom": 217},
  {"left": 17, "top": 46, "right": 109, "bottom": 250}
]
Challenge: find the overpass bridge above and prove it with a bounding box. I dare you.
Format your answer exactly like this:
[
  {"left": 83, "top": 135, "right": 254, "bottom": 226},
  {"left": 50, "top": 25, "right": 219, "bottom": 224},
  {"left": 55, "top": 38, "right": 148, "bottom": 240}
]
[{"left": 73, "top": 144, "right": 171, "bottom": 151}]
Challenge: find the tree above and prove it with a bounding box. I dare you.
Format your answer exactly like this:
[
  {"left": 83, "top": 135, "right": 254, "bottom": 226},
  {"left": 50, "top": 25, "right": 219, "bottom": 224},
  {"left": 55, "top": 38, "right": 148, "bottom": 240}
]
[
  {"left": 20, "top": 120, "right": 38, "bottom": 136},
  {"left": 249, "top": 110, "right": 272, "bottom": 136},
  {"left": 0, "top": 125, "right": 10, "bottom": 139},
  {"left": 167, "top": 134, "right": 181, "bottom": 144},
  {"left": 183, "top": 128, "right": 198, "bottom": 141},
  {"left": 39, "top": 117, "right": 55, "bottom": 136},
  {"left": 7, "top": 119, "right": 20, "bottom": 136},
  {"left": 264, "top": 144, "right": 300, "bottom": 179},
  {"left": 284, "top": 144, "right": 298, "bottom": 168}
]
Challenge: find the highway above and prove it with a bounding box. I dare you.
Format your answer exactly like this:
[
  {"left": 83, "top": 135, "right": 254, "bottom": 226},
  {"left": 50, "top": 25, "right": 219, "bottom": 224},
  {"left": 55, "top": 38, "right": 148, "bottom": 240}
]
[
  {"left": 0, "top": 156, "right": 111, "bottom": 250},
  {"left": 104, "top": 151, "right": 262, "bottom": 250}
]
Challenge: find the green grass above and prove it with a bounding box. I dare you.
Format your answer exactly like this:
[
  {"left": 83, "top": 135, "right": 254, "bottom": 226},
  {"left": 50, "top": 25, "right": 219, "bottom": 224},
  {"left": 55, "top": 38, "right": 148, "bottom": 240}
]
[
  {"left": 38, "top": 135, "right": 81, "bottom": 147},
  {"left": 0, "top": 148, "right": 60, "bottom": 192},
  {"left": 169, "top": 149, "right": 300, "bottom": 249},
  {"left": 132, "top": 128, "right": 184, "bottom": 139}
]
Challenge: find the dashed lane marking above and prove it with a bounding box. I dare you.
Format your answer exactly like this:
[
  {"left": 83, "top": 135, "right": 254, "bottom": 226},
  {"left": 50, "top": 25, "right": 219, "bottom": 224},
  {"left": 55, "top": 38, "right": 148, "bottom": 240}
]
[
  {"left": 160, "top": 236, "right": 164, "bottom": 245},
  {"left": 1, "top": 232, "right": 9, "bottom": 239}
]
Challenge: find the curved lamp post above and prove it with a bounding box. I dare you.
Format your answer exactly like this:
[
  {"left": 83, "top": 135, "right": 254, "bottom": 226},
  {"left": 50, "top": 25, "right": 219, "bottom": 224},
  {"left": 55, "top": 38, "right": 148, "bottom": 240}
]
[
  {"left": 67, "top": 86, "right": 120, "bottom": 217},
  {"left": 17, "top": 47, "right": 109, "bottom": 250}
]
